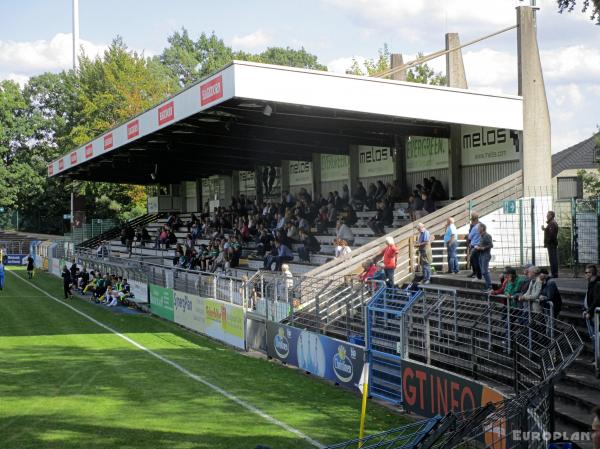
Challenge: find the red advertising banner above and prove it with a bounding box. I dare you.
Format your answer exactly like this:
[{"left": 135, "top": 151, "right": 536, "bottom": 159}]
[
  {"left": 158, "top": 101, "right": 175, "bottom": 125},
  {"left": 104, "top": 133, "right": 113, "bottom": 150},
  {"left": 127, "top": 120, "right": 139, "bottom": 139},
  {"left": 85, "top": 144, "right": 93, "bottom": 159},
  {"left": 48, "top": 164, "right": 54, "bottom": 176},
  {"left": 58, "top": 159, "right": 64, "bottom": 170},
  {"left": 70, "top": 151, "right": 77, "bottom": 165},
  {"left": 200, "top": 75, "right": 223, "bottom": 106}
]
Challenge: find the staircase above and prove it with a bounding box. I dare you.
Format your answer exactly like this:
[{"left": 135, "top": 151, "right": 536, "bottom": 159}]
[
  {"left": 76, "top": 213, "right": 164, "bottom": 250},
  {"left": 427, "top": 273, "right": 596, "bottom": 448}
]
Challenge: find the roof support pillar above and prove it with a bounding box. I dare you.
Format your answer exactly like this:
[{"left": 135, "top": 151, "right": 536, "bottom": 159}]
[
  {"left": 446, "top": 32, "right": 467, "bottom": 199},
  {"left": 311, "top": 153, "right": 322, "bottom": 200},
  {"left": 517, "top": 5, "right": 551, "bottom": 193}
]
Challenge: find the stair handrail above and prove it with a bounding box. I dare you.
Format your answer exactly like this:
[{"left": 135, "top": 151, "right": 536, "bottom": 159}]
[{"left": 307, "top": 170, "right": 523, "bottom": 281}]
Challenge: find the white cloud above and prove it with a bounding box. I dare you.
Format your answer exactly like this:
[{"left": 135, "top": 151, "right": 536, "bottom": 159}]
[
  {"left": 551, "top": 83, "right": 583, "bottom": 108},
  {"left": 0, "top": 33, "right": 106, "bottom": 75},
  {"left": 321, "top": 0, "right": 522, "bottom": 34},
  {"left": 462, "top": 48, "right": 517, "bottom": 93},
  {"left": 231, "top": 30, "right": 271, "bottom": 51},
  {"left": 541, "top": 45, "right": 600, "bottom": 83},
  {"left": 5, "top": 73, "right": 29, "bottom": 87}
]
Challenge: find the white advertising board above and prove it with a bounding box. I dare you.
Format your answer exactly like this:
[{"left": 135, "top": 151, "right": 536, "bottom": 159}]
[
  {"left": 406, "top": 137, "right": 449, "bottom": 173},
  {"left": 173, "top": 290, "right": 205, "bottom": 333},
  {"left": 321, "top": 154, "right": 349, "bottom": 182},
  {"left": 461, "top": 126, "right": 519, "bottom": 167},
  {"left": 288, "top": 161, "right": 313, "bottom": 186},
  {"left": 358, "top": 146, "right": 394, "bottom": 178},
  {"left": 129, "top": 280, "right": 149, "bottom": 304}
]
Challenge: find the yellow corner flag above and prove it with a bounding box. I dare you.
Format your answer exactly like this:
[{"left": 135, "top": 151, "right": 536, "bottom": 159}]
[{"left": 358, "top": 362, "right": 370, "bottom": 447}]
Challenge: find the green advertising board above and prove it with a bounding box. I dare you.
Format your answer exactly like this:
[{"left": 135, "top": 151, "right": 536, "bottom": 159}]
[{"left": 149, "top": 284, "right": 174, "bottom": 321}]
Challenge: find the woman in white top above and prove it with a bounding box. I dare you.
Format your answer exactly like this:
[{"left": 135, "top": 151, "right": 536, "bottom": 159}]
[{"left": 335, "top": 239, "right": 352, "bottom": 259}]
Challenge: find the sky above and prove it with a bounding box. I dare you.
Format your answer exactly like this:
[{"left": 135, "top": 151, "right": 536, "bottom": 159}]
[{"left": 0, "top": 0, "right": 598, "bottom": 153}]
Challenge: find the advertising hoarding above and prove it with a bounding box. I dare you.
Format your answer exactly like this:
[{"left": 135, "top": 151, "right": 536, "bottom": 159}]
[
  {"left": 321, "top": 154, "right": 349, "bottom": 182},
  {"left": 267, "top": 322, "right": 365, "bottom": 390},
  {"left": 288, "top": 161, "right": 312, "bottom": 186},
  {"left": 173, "top": 290, "right": 205, "bottom": 333},
  {"left": 461, "top": 126, "right": 519, "bottom": 166},
  {"left": 204, "top": 298, "right": 245, "bottom": 349},
  {"left": 149, "top": 284, "right": 174, "bottom": 321},
  {"left": 357, "top": 146, "right": 394, "bottom": 178},
  {"left": 406, "top": 137, "right": 449, "bottom": 173}
]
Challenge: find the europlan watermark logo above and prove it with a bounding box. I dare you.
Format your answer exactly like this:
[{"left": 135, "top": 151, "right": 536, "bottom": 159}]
[{"left": 512, "top": 430, "right": 591, "bottom": 447}]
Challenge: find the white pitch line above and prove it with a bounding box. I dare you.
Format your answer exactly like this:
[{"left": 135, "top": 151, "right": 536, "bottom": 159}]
[{"left": 8, "top": 271, "right": 324, "bottom": 449}]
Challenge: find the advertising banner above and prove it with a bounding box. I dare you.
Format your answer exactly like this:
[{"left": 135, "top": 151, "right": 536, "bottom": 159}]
[
  {"left": 149, "top": 284, "right": 174, "bottom": 321},
  {"left": 50, "top": 258, "right": 60, "bottom": 276},
  {"left": 239, "top": 170, "right": 256, "bottom": 192},
  {"left": 173, "top": 290, "right": 205, "bottom": 333},
  {"left": 321, "top": 154, "right": 349, "bottom": 182},
  {"left": 358, "top": 145, "right": 394, "bottom": 178},
  {"left": 406, "top": 137, "right": 449, "bottom": 173},
  {"left": 204, "top": 298, "right": 245, "bottom": 349},
  {"left": 267, "top": 322, "right": 365, "bottom": 389},
  {"left": 461, "top": 125, "right": 519, "bottom": 166},
  {"left": 5, "top": 254, "right": 27, "bottom": 266},
  {"left": 129, "top": 280, "right": 148, "bottom": 304},
  {"left": 401, "top": 359, "right": 505, "bottom": 446},
  {"left": 288, "top": 161, "right": 312, "bottom": 186}
]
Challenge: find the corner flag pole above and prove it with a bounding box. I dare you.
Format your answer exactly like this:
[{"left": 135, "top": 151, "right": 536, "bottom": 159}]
[{"left": 358, "top": 362, "right": 370, "bottom": 447}]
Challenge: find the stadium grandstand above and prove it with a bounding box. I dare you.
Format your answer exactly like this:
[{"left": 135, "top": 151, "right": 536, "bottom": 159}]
[{"left": 21, "top": 6, "right": 596, "bottom": 449}]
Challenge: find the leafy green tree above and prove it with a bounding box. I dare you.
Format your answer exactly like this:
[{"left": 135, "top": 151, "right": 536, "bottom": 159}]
[
  {"left": 159, "top": 28, "right": 327, "bottom": 87},
  {"left": 0, "top": 80, "right": 46, "bottom": 211},
  {"left": 578, "top": 134, "right": 600, "bottom": 197},
  {"left": 347, "top": 45, "right": 446, "bottom": 85},
  {"left": 556, "top": 0, "right": 600, "bottom": 23},
  {"left": 68, "top": 37, "right": 179, "bottom": 220},
  {"left": 250, "top": 47, "right": 327, "bottom": 70}
]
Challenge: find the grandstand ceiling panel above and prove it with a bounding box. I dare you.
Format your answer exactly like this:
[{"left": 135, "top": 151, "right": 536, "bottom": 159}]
[{"left": 48, "top": 61, "right": 523, "bottom": 185}]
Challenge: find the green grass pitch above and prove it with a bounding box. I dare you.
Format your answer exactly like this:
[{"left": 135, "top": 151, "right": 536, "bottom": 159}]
[{"left": 0, "top": 267, "right": 409, "bottom": 449}]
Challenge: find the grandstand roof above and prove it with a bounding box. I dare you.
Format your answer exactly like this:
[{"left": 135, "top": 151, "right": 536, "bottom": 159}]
[{"left": 48, "top": 60, "right": 524, "bottom": 184}]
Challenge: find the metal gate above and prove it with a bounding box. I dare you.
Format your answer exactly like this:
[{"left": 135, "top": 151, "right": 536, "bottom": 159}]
[
  {"left": 366, "top": 287, "right": 423, "bottom": 405},
  {"left": 572, "top": 198, "right": 600, "bottom": 272}
]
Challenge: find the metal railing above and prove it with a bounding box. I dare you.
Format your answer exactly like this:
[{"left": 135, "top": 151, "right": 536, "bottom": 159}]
[{"left": 368, "top": 285, "right": 583, "bottom": 395}]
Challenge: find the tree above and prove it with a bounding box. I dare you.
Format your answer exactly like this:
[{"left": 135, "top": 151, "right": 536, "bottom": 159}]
[
  {"left": 69, "top": 37, "right": 179, "bottom": 220},
  {"left": 159, "top": 28, "right": 327, "bottom": 88},
  {"left": 347, "top": 45, "right": 446, "bottom": 85},
  {"left": 578, "top": 133, "right": 600, "bottom": 198},
  {"left": 250, "top": 47, "right": 327, "bottom": 70},
  {"left": 0, "top": 80, "right": 47, "bottom": 211},
  {"left": 556, "top": 0, "right": 600, "bottom": 23}
]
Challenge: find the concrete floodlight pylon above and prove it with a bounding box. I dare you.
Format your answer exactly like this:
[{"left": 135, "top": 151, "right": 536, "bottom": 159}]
[
  {"left": 446, "top": 33, "right": 467, "bottom": 199},
  {"left": 517, "top": 5, "right": 552, "bottom": 192}
]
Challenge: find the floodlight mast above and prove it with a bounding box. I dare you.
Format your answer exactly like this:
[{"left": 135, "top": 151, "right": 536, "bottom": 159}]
[
  {"left": 72, "top": 0, "right": 79, "bottom": 71},
  {"left": 71, "top": 0, "right": 79, "bottom": 230}
]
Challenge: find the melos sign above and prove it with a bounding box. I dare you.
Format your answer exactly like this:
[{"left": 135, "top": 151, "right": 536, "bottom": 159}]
[
  {"left": 461, "top": 125, "right": 519, "bottom": 166},
  {"left": 358, "top": 145, "right": 393, "bottom": 178}
]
